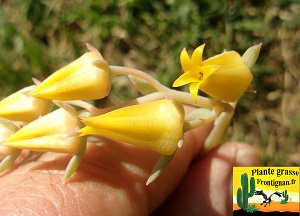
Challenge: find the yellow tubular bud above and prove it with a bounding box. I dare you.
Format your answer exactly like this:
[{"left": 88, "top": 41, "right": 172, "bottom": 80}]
[
  {"left": 0, "top": 86, "right": 53, "bottom": 123},
  {"left": 80, "top": 98, "right": 185, "bottom": 155},
  {"left": 4, "top": 107, "right": 81, "bottom": 154},
  {"left": 0, "top": 118, "right": 19, "bottom": 156},
  {"left": 29, "top": 45, "right": 111, "bottom": 100},
  {"left": 200, "top": 51, "right": 253, "bottom": 102}
]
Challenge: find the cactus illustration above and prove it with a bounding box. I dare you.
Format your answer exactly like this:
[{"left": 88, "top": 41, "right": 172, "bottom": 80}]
[
  {"left": 236, "top": 173, "right": 256, "bottom": 210},
  {"left": 280, "top": 190, "right": 289, "bottom": 204}
]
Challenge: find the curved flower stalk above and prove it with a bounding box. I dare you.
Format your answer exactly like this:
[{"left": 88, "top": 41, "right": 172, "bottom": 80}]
[
  {"left": 30, "top": 44, "right": 111, "bottom": 101},
  {"left": 0, "top": 118, "right": 19, "bottom": 156},
  {"left": 80, "top": 98, "right": 185, "bottom": 155},
  {"left": 173, "top": 44, "right": 253, "bottom": 102},
  {"left": 0, "top": 85, "right": 53, "bottom": 123},
  {"left": 0, "top": 118, "right": 22, "bottom": 173},
  {"left": 4, "top": 102, "right": 86, "bottom": 182}
]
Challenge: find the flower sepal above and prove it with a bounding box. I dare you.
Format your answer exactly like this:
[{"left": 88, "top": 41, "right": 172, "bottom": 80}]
[
  {"left": 128, "top": 75, "right": 157, "bottom": 95},
  {"left": 242, "top": 43, "right": 262, "bottom": 69}
]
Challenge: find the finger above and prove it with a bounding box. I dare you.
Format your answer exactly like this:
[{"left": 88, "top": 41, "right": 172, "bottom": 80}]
[
  {"left": 147, "top": 123, "right": 213, "bottom": 211},
  {"left": 152, "top": 142, "right": 261, "bottom": 216},
  {"left": 0, "top": 123, "right": 213, "bottom": 215}
]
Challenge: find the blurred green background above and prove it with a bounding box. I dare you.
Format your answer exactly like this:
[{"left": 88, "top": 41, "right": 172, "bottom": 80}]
[{"left": 0, "top": 0, "right": 299, "bottom": 165}]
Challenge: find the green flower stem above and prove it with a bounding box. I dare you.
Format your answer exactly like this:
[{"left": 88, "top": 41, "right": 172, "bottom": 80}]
[
  {"left": 64, "top": 100, "right": 99, "bottom": 114},
  {"left": 200, "top": 102, "right": 236, "bottom": 155},
  {"left": 0, "top": 149, "right": 22, "bottom": 173},
  {"left": 110, "top": 65, "right": 169, "bottom": 92},
  {"left": 94, "top": 92, "right": 165, "bottom": 115},
  {"left": 109, "top": 65, "right": 228, "bottom": 110},
  {"left": 164, "top": 88, "right": 227, "bottom": 111}
]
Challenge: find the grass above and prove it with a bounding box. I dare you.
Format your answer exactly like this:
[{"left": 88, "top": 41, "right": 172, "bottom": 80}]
[{"left": 0, "top": 0, "right": 299, "bottom": 166}]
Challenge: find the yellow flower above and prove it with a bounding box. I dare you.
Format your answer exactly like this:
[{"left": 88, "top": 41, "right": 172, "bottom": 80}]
[
  {"left": 173, "top": 44, "right": 253, "bottom": 102},
  {"left": 4, "top": 105, "right": 81, "bottom": 154},
  {"left": 0, "top": 118, "right": 19, "bottom": 156},
  {"left": 0, "top": 86, "right": 53, "bottom": 123},
  {"left": 80, "top": 98, "right": 185, "bottom": 155},
  {"left": 30, "top": 44, "right": 111, "bottom": 100}
]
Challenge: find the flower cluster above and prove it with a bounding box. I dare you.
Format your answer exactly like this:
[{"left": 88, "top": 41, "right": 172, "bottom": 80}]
[{"left": 0, "top": 43, "right": 261, "bottom": 184}]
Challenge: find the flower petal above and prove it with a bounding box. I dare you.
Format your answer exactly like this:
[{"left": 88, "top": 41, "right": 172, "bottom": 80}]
[
  {"left": 0, "top": 86, "right": 53, "bottom": 123},
  {"left": 30, "top": 52, "right": 111, "bottom": 100},
  {"left": 180, "top": 48, "right": 193, "bottom": 72},
  {"left": 201, "top": 64, "right": 222, "bottom": 80},
  {"left": 5, "top": 108, "right": 81, "bottom": 154},
  {"left": 189, "top": 82, "right": 201, "bottom": 102},
  {"left": 200, "top": 64, "right": 253, "bottom": 102},
  {"left": 80, "top": 99, "right": 184, "bottom": 155},
  {"left": 191, "top": 44, "right": 205, "bottom": 65},
  {"left": 203, "top": 51, "right": 244, "bottom": 69},
  {"left": 173, "top": 71, "right": 200, "bottom": 87}
]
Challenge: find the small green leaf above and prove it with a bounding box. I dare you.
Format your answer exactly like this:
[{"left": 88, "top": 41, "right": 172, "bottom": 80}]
[
  {"left": 62, "top": 136, "right": 87, "bottom": 183},
  {"left": 242, "top": 43, "right": 262, "bottom": 69},
  {"left": 186, "top": 108, "right": 212, "bottom": 121},
  {"left": 146, "top": 151, "right": 176, "bottom": 185},
  {"left": 0, "top": 149, "right": 22, "bottom": 173},
  {"left": 128, "top": 75, "right": 157, "bottom": 95}
]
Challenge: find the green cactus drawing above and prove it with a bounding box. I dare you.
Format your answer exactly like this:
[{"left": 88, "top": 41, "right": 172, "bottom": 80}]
[
  {"left": 236, "top": 173, "right": 256, "bottom": 210},
  {"left": 280, "top": 190, "right": 289, "bottom": 204}
]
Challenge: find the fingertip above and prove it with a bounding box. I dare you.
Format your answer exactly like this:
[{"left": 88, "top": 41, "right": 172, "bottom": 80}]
[
  {"left": 216, "top": 141, "right": 262, "bottom": 167},
  {"left": 151, "top": 141, "right": 261, "bottom": 216},
  {"left": 234, "top": 144, "right": 261, "bottom": 166}
]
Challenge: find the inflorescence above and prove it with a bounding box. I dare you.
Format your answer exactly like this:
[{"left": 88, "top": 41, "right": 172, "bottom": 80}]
[{"left": 0, "top": 43, "right": 261, "bottom": 185}]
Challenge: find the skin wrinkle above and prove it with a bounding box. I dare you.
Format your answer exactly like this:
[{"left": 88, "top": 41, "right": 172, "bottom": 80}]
[
  {"left": 16, "top": 176, "right": 62, "bottom": 215},
  {"left": 10, "top": 140, "right": 148, "bottom": 214},
  {"left": 74, "top": 193, "right": 83, "bottom": 216},
  {"left": 0, "top": 170, "right": 72, "bottom": 215}
]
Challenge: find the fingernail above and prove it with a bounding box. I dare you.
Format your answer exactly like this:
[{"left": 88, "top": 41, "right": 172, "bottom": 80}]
[{"left": 235, "top": 148, "right": 261, "bottom": 166}]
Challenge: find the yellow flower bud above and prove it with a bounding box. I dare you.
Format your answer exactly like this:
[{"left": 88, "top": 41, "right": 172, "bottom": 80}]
[
  {"left": 200, "top": 51, "right": 253, "bottom": 102},
  {"left": 80, "top": 99, "right": 185, "bottom": 155},
  {"left": 0, "top": 86, "right": 53, "bottom": 123},
  {"left": 30, "top": 45, "right": 111, "bottom": 100},
  {"left": 173, "top": 44, "right": 253, "bottom": 102},
  {"left": 0, "top": 118, "right": 19, "bottom": 156},
  {"left": 4, "top": 106, "right": 81, "bottom": 154}
]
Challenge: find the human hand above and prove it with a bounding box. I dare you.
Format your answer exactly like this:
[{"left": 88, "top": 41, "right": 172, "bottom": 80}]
[{"left": 0, "top": 121, "right": 260, "bottom": 216}]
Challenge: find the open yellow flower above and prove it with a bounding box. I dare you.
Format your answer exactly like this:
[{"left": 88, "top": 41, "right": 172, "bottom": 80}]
[
  {"left": 80, "top": 98, "right": 185, "bottom": 155},
  {"left": 30, "top": 44, "right": 111, "bottom": 100},
  {"left": 173, "top": 44, "right": 253, "bottom": 102},
  {"left": 0, "top": 85, "right": 53, "bottom": 123}
]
